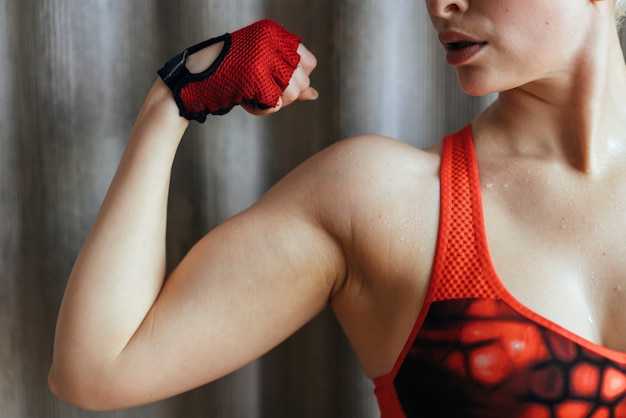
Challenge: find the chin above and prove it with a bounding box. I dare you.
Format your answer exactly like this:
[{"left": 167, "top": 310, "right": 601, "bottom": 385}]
[
  {"left": 460, "top": 86, "right": 491, "bottom": 97},
  {"left": 458, "top": 83, "right": 496, "bottom": 97},
  {"left": 456, "top": 73, "right": 503, "bottom": 97}
]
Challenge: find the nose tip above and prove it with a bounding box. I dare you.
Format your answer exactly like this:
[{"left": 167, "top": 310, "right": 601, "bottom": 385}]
[{"left": 426, "top": 0, "right": 467, "bottom": 18}]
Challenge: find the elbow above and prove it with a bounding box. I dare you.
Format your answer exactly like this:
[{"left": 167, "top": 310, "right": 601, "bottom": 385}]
[
  {"left": 48, "top": 363, "right": 117, "bottom": 412},
  {"left": 48, "top": 367, "right": 76, "bottom": 408}
]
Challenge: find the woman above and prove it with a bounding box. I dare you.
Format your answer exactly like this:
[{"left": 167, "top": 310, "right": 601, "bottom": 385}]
[{"left": 50, "top": 0, "right": 626, "bottom": 416}]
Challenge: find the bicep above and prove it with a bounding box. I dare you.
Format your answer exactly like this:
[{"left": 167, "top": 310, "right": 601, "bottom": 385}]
[{"left": 110, "top": 189, "right": 345, "bottom": 407}]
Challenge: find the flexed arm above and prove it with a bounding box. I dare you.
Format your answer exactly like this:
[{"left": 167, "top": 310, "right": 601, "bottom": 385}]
[{"left": 48, "top": 21, "right": 333, "bottom": 411}]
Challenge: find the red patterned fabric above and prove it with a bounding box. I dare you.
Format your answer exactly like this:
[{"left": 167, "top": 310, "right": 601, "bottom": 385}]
[{"left": 374, "top": 125, "right": 626, "bottom": 417}]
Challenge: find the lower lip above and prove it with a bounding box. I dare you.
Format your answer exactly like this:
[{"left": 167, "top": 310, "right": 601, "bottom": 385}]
[{"left": 446, "top": 43, "right": 485, "bottom": 66}]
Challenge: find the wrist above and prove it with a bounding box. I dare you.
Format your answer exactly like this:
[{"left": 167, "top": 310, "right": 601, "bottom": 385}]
[
  {"left": 127, "top": 79, "right": 190, "bottom": 155},
  {"left": 142, "top": 79, "right": 191, "bottom": 130}
]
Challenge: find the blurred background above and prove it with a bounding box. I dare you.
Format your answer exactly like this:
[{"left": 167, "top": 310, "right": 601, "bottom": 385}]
[{"left": 1, "top": 1, "right": 623, "bottom": 417}]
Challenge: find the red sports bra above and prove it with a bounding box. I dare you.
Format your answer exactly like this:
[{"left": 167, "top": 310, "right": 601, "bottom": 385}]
[{"left": 373, "top": 125, "right": 626, "bottom": 417}]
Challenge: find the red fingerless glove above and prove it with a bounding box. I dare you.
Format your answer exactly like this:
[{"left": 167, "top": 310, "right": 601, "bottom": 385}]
[{"left": 158, "top": 19, "right": 301, "bottom": 122}]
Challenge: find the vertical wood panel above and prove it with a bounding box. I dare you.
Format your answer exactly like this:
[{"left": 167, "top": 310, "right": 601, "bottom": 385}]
[{"left": 0, "top": 0, "right": 22, "bottom": 415}]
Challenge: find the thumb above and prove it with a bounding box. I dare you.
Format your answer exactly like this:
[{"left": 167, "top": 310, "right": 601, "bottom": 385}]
[{"left": 299, "top": 87, "right": 319, "bottom": 102}]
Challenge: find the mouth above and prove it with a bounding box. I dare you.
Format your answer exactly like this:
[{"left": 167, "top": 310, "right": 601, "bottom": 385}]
[
  {"left": 438, "top": 31, "right": 487, "bottom": 65},
  {"left": 444, "top": 41, "right": 487, "bottom": 66},
  {"left": 445, "top": 41, "right": 485, "bottom": 51},
  {"left": 438, "top": 31, "right": 486, "bottom": 51}
]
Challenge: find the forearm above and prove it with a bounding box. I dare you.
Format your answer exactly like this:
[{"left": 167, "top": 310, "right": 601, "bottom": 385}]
[{"left": 50, "top": 79, "right": 188, "bottom": 402}]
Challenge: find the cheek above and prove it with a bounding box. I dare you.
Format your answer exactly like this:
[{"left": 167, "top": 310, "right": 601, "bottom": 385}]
[
  {"left": 498, "top": 1, "right": 576, "bottom": 55},
  {"left": 530, "top": 6, "right": 589, "bottom": 56},
  {"left": 496, "top": 17, "right": 576, "bottom": 77}
]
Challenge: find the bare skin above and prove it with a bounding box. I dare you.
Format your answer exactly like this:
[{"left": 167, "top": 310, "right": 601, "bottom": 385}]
[{"left": 50, "top": 0, "right": 626, "bottom": 412}]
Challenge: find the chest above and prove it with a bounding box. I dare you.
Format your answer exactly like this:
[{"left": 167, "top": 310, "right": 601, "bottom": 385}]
[{"left": 480, "top": 166, "right": 626, "bottom": 352}]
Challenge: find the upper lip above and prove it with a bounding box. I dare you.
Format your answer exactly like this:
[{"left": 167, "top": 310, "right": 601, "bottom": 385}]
[{"left": 438, "top": 31, "right": 486, "bottom": 50}]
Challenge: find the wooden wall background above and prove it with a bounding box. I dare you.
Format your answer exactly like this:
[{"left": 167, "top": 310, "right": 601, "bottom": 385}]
[{"left": 0, "top": 0, "right": 624, "bottom": 416}]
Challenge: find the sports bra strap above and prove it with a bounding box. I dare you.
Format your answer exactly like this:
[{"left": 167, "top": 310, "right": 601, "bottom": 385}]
[{"left": 431, "top": 125, "right": 497, "bottom": 302}]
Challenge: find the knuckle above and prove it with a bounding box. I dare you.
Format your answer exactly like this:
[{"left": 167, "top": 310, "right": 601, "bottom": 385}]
[{"left": 281, "top": 87, "right": 299, "bottom": 103}]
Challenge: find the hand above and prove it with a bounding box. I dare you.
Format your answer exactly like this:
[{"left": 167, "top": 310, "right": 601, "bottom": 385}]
[
  {"left": 241, "top": 43, "right": 319, "bottom": 116},
  {"left": 158, "top": 19, "right": 317, "bottom": 122}
]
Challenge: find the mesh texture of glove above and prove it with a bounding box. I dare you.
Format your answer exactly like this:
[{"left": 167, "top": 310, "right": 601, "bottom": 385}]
[{"left": 158, "top": 19, "right": 301, "bottom": 122}]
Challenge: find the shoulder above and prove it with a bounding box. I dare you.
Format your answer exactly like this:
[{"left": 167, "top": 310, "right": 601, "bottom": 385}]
[
  {"left": 285, "top": 132, "right": 439, "bottom": 194},
  {"left": 268, "top": 132, "right": 443, "bottom": 262},
  {"left": 312, "top": 134, "right": 441, "bottom": 209},
  {"left": 259, "top": 131, "right": 444, "bottom": 228},
  {"left": 286, "top": 134, "right": 442, "bottom": 196},
  {"left": 316, "top": 134, "right": 441, "bottom": 172},
  {"left": 256, "top": 133, "right": 442, "bottom": 247}
]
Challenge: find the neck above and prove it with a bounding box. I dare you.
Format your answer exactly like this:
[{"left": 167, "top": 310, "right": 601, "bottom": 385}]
[{"left": 474, "top": 27, "right": 626, "bottom": 176}]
